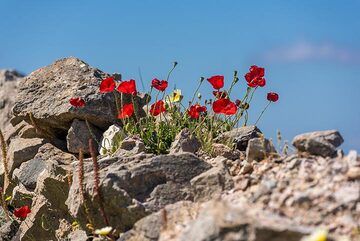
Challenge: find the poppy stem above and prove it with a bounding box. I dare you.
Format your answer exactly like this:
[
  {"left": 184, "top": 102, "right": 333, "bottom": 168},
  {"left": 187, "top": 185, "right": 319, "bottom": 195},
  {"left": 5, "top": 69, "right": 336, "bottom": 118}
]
[
  {"left": 190, "top": 78, "right": 204, "bottom": 106},
  {"left": 255, "top": 101, "right": 272, "bottom": 126},
  {"left": 227, "top": 70, "right": 239, "bottom": 95}
]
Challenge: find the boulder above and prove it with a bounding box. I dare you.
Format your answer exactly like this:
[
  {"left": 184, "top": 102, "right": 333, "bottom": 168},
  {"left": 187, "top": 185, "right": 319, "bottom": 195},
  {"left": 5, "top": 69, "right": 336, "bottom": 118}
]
[
  {"left": 169, "top": 128, "right": 201, "bottom": 154},
  {"left": 246, "top": 137, "right": 276, "bottom": 162},
  {"left": 113, "top": 135, "right": 146, "bottom": 157},
  {"left": 12, "top": 57, "right": 149, "bottom": 137},
  {"left": 66, "top": 153, "right": 211, "bottom": 234},
  {"left": 66, "top": 119, "right": 102, "bottom": 154},
  {"left": 0, "top": 69, "right": 24, "bottom": 130},
  {"left": 12, "top": 156, "right": 47, "bottom": 190},
  {"left": 211, "top": 143, "right": 240, "bottom": 160},
  {"left": 216, "top": 126, "right": 262, "bottom": 151},
  {"left": 190, "top": 163, "right": 234, "bottom": 202},
  {"left": 7, "top": 137, "right": 46, "bottom": 174},
  {"left": 292, "top": 130, "right": 344, "bottom": 157}
]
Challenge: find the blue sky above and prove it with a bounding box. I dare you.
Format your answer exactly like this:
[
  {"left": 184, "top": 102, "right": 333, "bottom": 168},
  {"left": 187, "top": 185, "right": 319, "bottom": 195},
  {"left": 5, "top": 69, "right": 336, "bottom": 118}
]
[{"left": 1, "top": 0, "right": 360, "bottom": 151}]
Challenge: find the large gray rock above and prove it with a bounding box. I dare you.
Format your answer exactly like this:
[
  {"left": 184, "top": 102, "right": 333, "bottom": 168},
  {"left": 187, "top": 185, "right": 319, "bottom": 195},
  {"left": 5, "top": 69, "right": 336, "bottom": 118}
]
[
  {"left": 66, "top": 153, "right": 211, "bottom": 235},
  {"left": 12, "top": 57, "right": 149, "bottom": 137},
  {"left": 66, "top": 119, "right": 102, "bottom": 154},
  {"left": 292, "top": 130, "right": 344, "bottom": 157},
  {"left": 0, "top": 220, "right": 20, "bottom": 241},
  {"left": 216, "top": 126, "right": 262, "bottom": 151},
  {"left": 246, "top": 137, "right": 276, "bottom": 162},
  {"left": 12, "top": 157, "right": 47, "bottom": 190},
  {"left": 7, "top": 137, "right": 46, "bottom": 174},
  {"left": 169, "top": 128, "right": 201, "bottom": 154},
  {"left": 0, "top": 69, "right": 24, "bottom": 130},
  {"left": 190, "top": 163, "right": 234, "bottom": 202}
]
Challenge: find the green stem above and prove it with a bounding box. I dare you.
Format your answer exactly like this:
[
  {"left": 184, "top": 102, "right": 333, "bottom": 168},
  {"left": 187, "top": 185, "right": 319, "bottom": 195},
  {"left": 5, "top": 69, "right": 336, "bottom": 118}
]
[{"left": 254, "top": 101, "right": 271, "bottom": 126}]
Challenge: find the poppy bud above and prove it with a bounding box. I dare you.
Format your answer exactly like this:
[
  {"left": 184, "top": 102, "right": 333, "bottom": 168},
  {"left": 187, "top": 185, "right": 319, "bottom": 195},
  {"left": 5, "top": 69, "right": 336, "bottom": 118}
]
[
  {"left": 235, "top": 99, "right": 241, "bottom": 107},
  {"left": 197, "top": 93, "right": 202, "bottom": 99},
  {"left": 173, "top": 61, "right": 178, "bottom": 68},
  {"left": 241, "top": 102, "right": 250, "bottom": 110},
  {"left": 234, "top": 77, "right": 239, "bottom": 83},
  {"left": 200, "top": 77, "right": 205, "bottom": 82}
]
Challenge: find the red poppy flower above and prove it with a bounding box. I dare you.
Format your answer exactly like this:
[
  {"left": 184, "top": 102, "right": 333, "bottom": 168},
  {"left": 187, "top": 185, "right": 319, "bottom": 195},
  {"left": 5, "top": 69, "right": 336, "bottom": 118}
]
[
  {"left": 212, "top": 98, "right": 237, "bottom": 115},
  {"left": 245, "top": 65, "right": 266, "bottom": 88},
  {"left": 99, "top": 77, "right": 116, "bottom": 93},
  {"left": 14, "top": 205, "right": 31, "bottom": 219},
  {"left": 150, "top": 100, "right": 166, "bottom": 116},
  {"left": 151, "top": 79, "right": 168, "bottom": 92},
  {"left": 188, "top": 104, "right": 207, "bottom": 119},
  {"left": 207, "top": 75, "right": 224, "bottom": 90},
  {"left": 69, "top": 97, "right": 85, "bottom": 108},
  {"left": 267, "top": 92, "right": 279, "bottom": 102},
  {"left": 212, "top": 91, "right": 228, "bottom": 99},
  {"left": 118, "top": 103, "right": 134, "bottom": 119},
  {"left": 117, "top": 79, "right": 137, "bottom": 95}
]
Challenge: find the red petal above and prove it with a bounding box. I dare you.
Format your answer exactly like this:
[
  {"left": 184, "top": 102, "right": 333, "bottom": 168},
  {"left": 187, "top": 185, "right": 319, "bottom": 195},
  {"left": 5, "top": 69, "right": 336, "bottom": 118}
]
[
  {"left": 207, "top": 75, "right": 224, "bottom": 90},
  {"left": 117, "top": 79, "right": 137, "bottom": 95},
  {"left": 99, "top": 77, "right": 116, "bottom": 93},
  {"left": 213, "top": 98, "right": 237, "bottom": 115},
  {"left": 150, "top": 100, "right": 166, "bottom": 116},
  {"left": 151, "top": 79, "right": 168, "bottom": 91},
  {"left": 267, "top": 92, "right": 279, "bottom": 102},
  {"left": 118, "top": 103, "right": 135, "bottom": 119},
  {"left": 14, "top": 206, "right": 31, "bottom": 219},
  {"left": 69, "top": 97, "right": 85, "bottom": 108}
]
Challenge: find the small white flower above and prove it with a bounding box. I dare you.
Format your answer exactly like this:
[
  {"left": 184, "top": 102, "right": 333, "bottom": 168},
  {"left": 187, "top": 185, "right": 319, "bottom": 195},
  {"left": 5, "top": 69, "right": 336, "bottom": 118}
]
[{"left": 94, "top": 226, "right": 113, "bottom": 236}]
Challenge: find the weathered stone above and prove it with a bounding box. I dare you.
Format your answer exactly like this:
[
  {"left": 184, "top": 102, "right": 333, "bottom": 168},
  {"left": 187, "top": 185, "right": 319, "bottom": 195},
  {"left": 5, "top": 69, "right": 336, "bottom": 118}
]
[
  {"left": 169, "top": 128, "right": 201, "bottom": 154},
  {"left": 10, "top": 185, "right": 35, "bottom": 208},
  {"left": 66, "top": 119, "right": 102, "bottom": 154},
  {"left": 99, "top": 124, "right": 126, "bottom": 155},
  {"left": 246, "top": 137, "right": 276, "bottom": 162},
  {"left": 0, "top": 220, "right": 20, "bottom": 241},
  {"left": 292, "top": 130, "right": 344, "bottom": 157},
  {"left": 12, "top": 156, "right": 47, "bottom": 190},
  {"left": 7, "top": 137, "right": 46, "bottom": 174},
  {"left": 66, "top": 153, "right": 211, "bottom": 235},
  {"left": 113, "top": 135, "right": 146, "bottom": 157},
  {"left": 211, "top": 143, "right": 240, "bottom": 160},
  {"left": 191, "top": 163, "right": 234, "bottom": 202},
  {"left": 68, "top": 229, "right": 88, "bottom": 241},
  {"left": 12, "top": 57, "right": 149, "bottom": 137},
  {"left": 0, "top": 69, "right": 24, "bottom": 130}
]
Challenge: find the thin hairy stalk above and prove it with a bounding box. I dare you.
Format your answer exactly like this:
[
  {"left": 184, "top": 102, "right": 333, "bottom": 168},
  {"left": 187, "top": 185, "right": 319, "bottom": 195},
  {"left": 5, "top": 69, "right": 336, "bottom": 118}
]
[
  {"left": 89, "top": 139, "right": 110, "bottom": 227},
  {"left": 189, "top": 78, "right": 204, "bottom": 106},
  {"left": 254, "top": 101, "right": 271, "bottom": 126},
  {"left": 0, "top": 129, "right": 10, "bottom": 188}
]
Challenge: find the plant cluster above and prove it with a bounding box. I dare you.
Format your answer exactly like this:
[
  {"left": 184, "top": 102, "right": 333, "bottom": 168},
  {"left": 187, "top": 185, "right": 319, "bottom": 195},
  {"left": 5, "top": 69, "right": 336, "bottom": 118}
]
[{"left": 70, "top": 64, "right": 279, "bottom": 154}]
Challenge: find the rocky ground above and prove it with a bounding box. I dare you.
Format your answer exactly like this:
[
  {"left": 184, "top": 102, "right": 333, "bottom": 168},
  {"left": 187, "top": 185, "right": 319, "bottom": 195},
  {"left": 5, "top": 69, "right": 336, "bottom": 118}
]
[{"left": 0, "top": 58, "right": 359, "bottom": 241}]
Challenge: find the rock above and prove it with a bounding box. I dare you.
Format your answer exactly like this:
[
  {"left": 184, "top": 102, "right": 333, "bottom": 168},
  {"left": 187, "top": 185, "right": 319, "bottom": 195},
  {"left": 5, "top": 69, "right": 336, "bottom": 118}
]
[
  {"left": 113, "top": 135, "right": 146, "bottom": 157},
  {"left": 12, "top": 156, "right": 47, "bottom": 190},
  {"left": 190, "top": 163, "right": 234, "bottom": 202},
  {"left": 66, "top": 153, "right": 211, "bottom": 235},
  {"left": 216, "top": 125, "right": 262, "bottom": 151},
  {"left": 246, "top": 137, "right": 276, "bottom": 162},
  {"left": 68, "top": 229, "right": 88, "bottom": 241},
  {"left": 122, "top": 199, "right": 315, "bottom": 241},
  {"left": 99, "top": 124, "right": 126, "bottom": 155},
  {"left": 119, "top": 201, "right": 199, "bottom": 241},
  {"left": 346, "top": 167, "right": 360, "bottom": 180},
  {"left": 7, "top": 137, "right": 46, "bottom": 174},
  {"left": 0, "top": 220, "right": 20, "bottom": 241},
  {"left": 239, "top": 160, "right": 253, "bottom": 174},
  {"left": 66, "top": 119, "right": 102, "bottom": 154},
  {"left": 211, "top": 143, "right": 241, "bottom": 160},
  {"left": 10, "top": 185, "right": 35, "bottom": 208},
  {"left": 0, "top": 69, "right": 24, "bottom": 130},
  {"left": 169, "top": 128, "right": 201, "bottom": 154},
  {"left": 12, "top": 57, "right": 148, "bottom": 137},
  {"left": 292, "top": 130, "right": 344, "bottom": 157}
]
